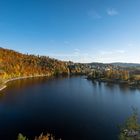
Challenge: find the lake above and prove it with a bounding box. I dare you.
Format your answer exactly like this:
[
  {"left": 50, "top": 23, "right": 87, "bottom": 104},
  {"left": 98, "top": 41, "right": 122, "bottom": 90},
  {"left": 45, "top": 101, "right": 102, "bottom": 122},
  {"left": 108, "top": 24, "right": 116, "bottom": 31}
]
[{"left": 0, "top": 76, "right": 140, "bottom": 140}]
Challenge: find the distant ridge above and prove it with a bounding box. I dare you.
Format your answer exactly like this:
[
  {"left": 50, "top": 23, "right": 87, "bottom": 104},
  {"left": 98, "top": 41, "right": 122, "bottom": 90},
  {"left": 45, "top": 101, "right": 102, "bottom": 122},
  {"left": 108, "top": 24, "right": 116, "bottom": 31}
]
[
  {"left": 85, "top": 62, "right": 140, "bottom": 68},
  {"left": 110, "top": 62, "right": 140, "bottom": 67}
]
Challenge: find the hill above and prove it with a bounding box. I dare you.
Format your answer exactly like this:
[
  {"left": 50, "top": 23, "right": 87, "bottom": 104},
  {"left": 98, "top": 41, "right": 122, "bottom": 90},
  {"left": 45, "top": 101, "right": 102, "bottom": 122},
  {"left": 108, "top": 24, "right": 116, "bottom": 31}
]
[
  {"left": 111, "top": 62, "right": 140, "bottom": 68},
  {"left": 0, "top": 47, "right": 69, "bottom": 83}
]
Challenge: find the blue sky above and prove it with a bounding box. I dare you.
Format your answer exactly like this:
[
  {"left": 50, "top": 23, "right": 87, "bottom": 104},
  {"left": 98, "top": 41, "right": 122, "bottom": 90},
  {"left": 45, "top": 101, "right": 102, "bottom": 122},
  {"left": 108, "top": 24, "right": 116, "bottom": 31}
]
[{"left": 0, "top": 0, "right": 140, "bottom": 63}]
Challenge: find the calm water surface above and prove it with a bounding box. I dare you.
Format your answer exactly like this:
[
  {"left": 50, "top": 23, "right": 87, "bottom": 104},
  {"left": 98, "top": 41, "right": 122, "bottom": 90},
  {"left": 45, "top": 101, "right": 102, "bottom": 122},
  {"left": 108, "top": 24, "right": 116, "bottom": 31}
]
[{"left": 0, "top": 76, "right": 140, "bottom": 140}]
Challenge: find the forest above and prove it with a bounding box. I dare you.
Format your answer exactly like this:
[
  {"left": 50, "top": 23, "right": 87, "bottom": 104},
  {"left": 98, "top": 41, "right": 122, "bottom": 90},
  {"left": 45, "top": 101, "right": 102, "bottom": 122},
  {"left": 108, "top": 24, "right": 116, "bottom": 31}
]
[{"left": 0, "top": 47, "right": 69, "bottom": 84}]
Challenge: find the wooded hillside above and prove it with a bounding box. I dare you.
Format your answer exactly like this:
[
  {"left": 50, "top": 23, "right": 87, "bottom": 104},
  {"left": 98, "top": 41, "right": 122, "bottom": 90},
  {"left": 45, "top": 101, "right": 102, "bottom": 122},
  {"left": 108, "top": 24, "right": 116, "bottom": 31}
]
[{"left": 0, "top": 47, "right": 69, "bottom": 82}]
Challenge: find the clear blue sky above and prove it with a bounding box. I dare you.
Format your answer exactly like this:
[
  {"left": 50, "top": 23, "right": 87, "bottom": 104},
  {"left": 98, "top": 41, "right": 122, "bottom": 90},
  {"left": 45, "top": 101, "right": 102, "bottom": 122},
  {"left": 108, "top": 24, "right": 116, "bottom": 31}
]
[{"left": 0, "top": 0, "right": 140, "bottom": 63}]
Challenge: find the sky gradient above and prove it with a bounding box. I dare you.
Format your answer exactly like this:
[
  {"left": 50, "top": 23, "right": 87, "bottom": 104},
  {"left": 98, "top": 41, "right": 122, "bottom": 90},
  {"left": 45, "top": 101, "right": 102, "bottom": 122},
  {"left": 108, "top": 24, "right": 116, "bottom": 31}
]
[{"left": 0, "top": 0, "right": 140, "bottom": 63}]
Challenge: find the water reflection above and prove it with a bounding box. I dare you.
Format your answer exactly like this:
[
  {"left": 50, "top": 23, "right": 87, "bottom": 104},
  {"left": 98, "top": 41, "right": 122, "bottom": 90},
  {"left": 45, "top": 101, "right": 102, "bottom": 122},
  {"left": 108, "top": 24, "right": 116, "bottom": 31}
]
[{"left": 90, "top": 80, "right": 138, "bottom": 94}]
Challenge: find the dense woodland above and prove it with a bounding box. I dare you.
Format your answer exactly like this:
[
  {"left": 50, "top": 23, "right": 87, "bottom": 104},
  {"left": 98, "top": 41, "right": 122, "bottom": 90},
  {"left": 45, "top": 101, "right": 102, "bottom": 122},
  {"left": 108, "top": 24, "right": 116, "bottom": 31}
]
[{"left": 0, "top": 47, "right": 69, "bottom": 83}]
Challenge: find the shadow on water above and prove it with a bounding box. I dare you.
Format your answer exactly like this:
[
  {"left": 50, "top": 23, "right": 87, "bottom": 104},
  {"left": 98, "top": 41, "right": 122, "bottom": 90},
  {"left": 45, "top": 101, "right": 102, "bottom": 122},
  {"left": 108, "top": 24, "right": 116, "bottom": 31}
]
[{"left": 90, "top": 79, "right": 138, "bottom": 94}]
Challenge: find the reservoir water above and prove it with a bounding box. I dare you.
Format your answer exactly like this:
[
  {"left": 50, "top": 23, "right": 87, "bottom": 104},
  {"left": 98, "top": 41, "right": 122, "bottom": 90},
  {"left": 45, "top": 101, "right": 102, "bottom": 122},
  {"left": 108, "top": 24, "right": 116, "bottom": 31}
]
[{"left": 0, "top": 76, "right": 140, "bottom": 140}]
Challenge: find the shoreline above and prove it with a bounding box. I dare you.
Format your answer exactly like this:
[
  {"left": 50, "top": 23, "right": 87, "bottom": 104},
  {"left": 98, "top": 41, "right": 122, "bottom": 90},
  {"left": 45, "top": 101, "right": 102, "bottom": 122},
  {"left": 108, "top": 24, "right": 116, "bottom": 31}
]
[
  {"left": 0, "top": 85, "right": 7, "bottom": 91},
  {"left": 0, "top": 74, "right": 50, "bottom": 92}
]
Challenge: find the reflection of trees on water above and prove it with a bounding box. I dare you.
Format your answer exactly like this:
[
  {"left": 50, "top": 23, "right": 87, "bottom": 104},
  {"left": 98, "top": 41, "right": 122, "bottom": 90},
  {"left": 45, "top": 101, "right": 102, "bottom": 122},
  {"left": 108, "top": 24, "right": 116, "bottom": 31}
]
[
  {"left": 7, "top": 77, "right": 50, "bottom": 90},
  {"left": 5, "top": 76, "right": 69, "bottom": 92},
  {"left": 106, "top": 82, "right": 137, "bottom": 93},
  {"left": 90, "top": 79, "right": 138, "bottom": 94}
]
